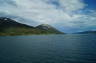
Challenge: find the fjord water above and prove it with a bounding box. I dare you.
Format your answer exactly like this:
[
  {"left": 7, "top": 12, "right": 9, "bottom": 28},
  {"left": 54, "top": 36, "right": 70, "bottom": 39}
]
[{"left": 0, "top": 34, "right": 96, "bottom": 63}]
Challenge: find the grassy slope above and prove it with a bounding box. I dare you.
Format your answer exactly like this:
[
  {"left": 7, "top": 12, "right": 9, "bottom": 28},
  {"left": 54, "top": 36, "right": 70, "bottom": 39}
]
[{"left": 0, "top": 27, "right": 63, "bottom": 36}]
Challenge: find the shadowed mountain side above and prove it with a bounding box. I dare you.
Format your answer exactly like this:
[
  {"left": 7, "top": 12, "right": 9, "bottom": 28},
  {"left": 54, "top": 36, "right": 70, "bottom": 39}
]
[{"left": 0, "top": 17, "right": 64, "bottom": 36}]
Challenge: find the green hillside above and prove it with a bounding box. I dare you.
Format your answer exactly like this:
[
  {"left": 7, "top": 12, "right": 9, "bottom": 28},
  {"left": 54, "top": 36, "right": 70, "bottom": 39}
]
[{"left": 0, "top": 17, "right": 64, "bottom": 36}]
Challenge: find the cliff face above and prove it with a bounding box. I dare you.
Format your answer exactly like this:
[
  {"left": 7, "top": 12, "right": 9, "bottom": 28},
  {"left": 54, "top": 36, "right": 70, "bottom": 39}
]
[{"left": 0, "top": 17, "right": 64, "bottom": 36}]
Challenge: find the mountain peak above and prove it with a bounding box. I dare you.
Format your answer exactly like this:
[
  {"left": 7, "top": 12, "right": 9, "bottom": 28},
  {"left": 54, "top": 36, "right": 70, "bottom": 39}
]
[
  {"left": 36, "top": 24, "right": 55, "bottom": 30},
  {"left": 0, "top": 17, "right": 18, "bottom": 24},
  {"left": 0, "top": 17, "right": 11, "bottom": 21},
  {"left": 36, "top": 24, "right": 64, "bottom": 34},
  {"left": 40, "top": 24, "right": 51, "bottom": 27}
]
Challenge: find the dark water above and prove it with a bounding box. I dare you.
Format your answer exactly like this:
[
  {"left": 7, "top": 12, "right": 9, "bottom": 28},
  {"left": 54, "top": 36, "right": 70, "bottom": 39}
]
[{"left": 0, "top": 34, "right": 96, "bottom": 63}]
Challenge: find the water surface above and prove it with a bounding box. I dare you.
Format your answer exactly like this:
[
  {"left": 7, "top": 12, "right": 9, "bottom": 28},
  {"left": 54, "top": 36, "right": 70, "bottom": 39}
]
[{"left": 0, "top": 34, "right": 96, "bottom": 63}]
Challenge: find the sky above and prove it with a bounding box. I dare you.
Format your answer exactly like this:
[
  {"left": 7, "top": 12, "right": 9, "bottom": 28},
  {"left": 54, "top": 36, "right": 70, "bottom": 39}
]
[{"left": 0, "top": 0, "right": 96, "bottom": 33}]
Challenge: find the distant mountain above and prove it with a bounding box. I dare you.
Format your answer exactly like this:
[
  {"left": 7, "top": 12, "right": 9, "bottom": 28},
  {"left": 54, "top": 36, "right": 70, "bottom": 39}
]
[
  {"left": 77, "top": 31, "right": 96, "bottom": 34},
  {"left": 0, "top": 17, "right": 64, "bottom": 36}
]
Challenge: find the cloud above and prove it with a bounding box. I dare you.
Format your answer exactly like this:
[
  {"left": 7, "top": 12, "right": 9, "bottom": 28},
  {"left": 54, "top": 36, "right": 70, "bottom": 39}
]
[
  {"left": 59, "top": 0, "right": 86, "bottom": 12},
  {"left": 0, "top": 0, "right": 96, "bottom": 32}
]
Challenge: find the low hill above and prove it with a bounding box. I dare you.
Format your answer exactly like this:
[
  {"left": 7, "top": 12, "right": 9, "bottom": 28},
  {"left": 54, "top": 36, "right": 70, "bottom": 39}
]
[{"left": 76, "top": 31, "right": 96, "bottom": 34}]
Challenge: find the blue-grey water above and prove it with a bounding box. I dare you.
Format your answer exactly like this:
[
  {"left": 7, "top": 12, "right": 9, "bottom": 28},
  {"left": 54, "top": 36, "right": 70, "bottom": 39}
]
[{"left": 0, "top": 34, "right": 96, "bottom": 63}]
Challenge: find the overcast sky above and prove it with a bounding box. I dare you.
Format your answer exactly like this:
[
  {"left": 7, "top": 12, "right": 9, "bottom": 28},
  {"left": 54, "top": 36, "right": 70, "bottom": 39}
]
[{"left": 0, "top": 0, "right": 96, "bottom": 33}]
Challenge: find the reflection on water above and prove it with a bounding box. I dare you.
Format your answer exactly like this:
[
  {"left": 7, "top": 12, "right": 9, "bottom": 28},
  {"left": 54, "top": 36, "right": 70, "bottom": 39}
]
[{"left": 0, "top": 34, "right": 96, "bottom": 63}]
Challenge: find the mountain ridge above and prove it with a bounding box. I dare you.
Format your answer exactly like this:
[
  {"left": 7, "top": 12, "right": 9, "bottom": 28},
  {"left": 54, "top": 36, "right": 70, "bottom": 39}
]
[
  {"left": 0, "top": 17, "right": 64, "bottom": 36},
  {"left": 76, "top": 30, "right": 96, "bottom": 34}
]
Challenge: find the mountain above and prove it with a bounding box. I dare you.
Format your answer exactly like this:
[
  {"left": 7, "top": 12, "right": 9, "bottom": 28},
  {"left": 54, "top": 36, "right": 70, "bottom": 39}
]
[
  {"left": 36, "top": 24, "right": 63, "bottom": 34},
  {"left": 76, "top": 31, "right": 96, "bottom": 34},
  {"left": 0, "top": 17, "right": 64, "bottom": 36}
]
